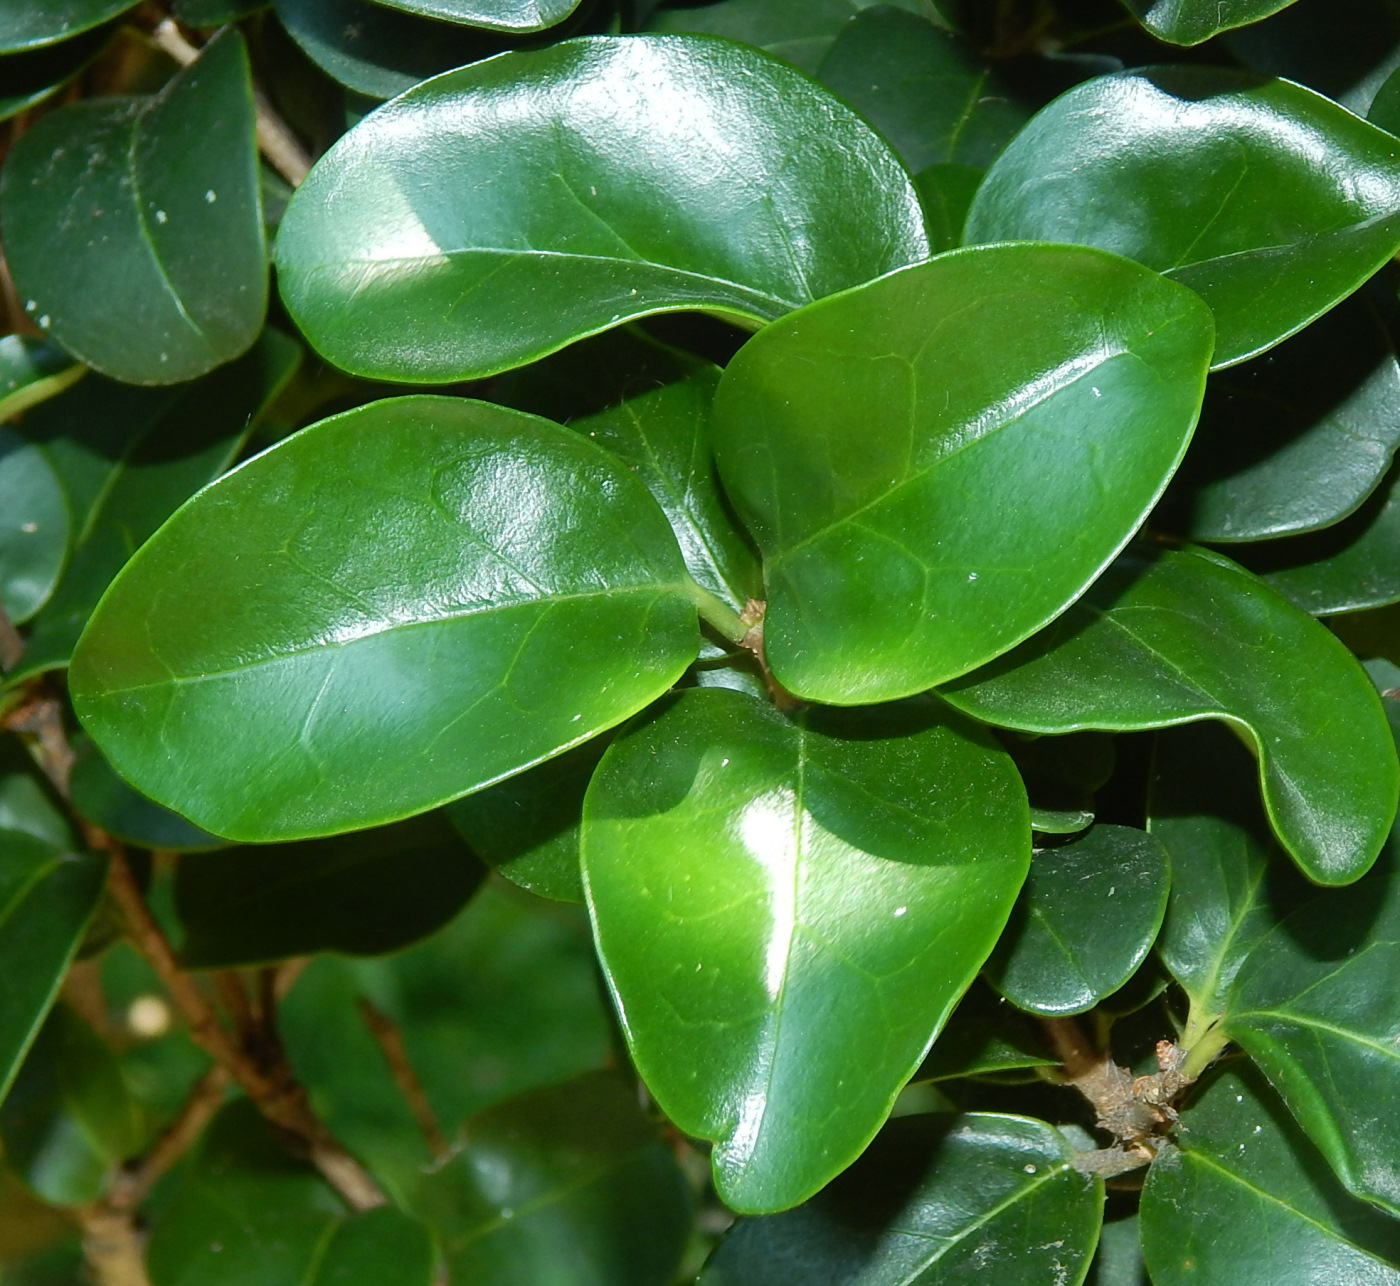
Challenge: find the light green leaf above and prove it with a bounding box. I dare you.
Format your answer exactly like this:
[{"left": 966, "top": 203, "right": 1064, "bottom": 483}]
[
  {"left": 943, "top": 546, "right": 1399, "bottom": 885},
  {"left": 965, "top": 68, "right": 1400, "bottom": 367},
  {"left": 1121, "top": 0, "right": 1302, "bottom": 45},
  {"left": 700, "top": 1113, "right": 1103, "bottom": 1284},
  {"left": 10, "top": 329, "right": 301, "bottom": 683},
  {"left": 175, "top": 814, "right": 485, "bottom": 967},
  {"left": 275, "top": 35, "right": 929, "bottom": 382},
  {"left": 69, "top": 396, "right": 700, "bottom": 842},
  {"left": 711, "top": 243, "right": 1214, "bottom": 703},
  {"left": 0, "top": 834, "right": 107, "bottom": 1105},
  {"left": 0, "top": 28, "right": 267, "bottom": 384},
  {"left": 1140, "top": 1063, "right": 1400, "bottom": 1285},
  {"left": 410, "top": 1071, "right": 691, "bottom": 1286},
  {"left": 988, "top": 826, "right": 1170, "bottom": 1017},
  {"left": 583, "top": 686, "right": 1030, "bottom": 1212}
]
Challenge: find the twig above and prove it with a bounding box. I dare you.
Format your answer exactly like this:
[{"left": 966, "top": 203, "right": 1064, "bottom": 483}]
[
  {"left": 1, "top": 679, "right": 75, "bottom": 795},
  {"left": 358, "top": 998, "right": 450, "bottom": 1161},
  {"left": 149, "top": 19, "right": 311, "bottom": 187},
  {"left": 212, "top": 971, "right": 257, "bottom": 1040}
]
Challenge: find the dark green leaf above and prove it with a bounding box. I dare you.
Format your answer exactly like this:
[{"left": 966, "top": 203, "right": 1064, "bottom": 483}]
[
  {"left": 68, "top": 733, "right": 229, "bottom": 853},
  {"left": 0, "top": 1006, "right": 144, "bottom": 1206},
  {"left": 711, "top": 243, "right": 1214, "bottom": 703},
  {"left": 943, "top": 546, "right": 1399, "bottom": 884},
  {"left": 0, "top": 28, "right": 266, "bottom": 384},
  {"left": 1225, "top": 860, "right": 1400, "bottom": 1213},
  {"left": 0, "top": 1, "right": 135, "bottom": 53},
  {"left": 1149, "top": 723, "right": 1309, "bottom": 1028},
  {"left": 1140, "top": 1063, "right": 1400, "bottom": 1285},
  {"left": 372, "top": 0, "right": 583, "bottom": 33},
  {"left": 274, "top": 35, "right": 929, "bottom": 382},
  {"left": 410, "top": 1071, "right": 691, "bottom": 1286},
  {"left": 583, "top": 687, "right": 1030, "bottom": 1212},
  {"left": 1121, "top": 0, "right": 1301, "bottom": 45},
  {"left": 1086, "top": 1215, "right": 1146, "bottom": 1286},
  {"left": 312, "top": 1209, "right": 437, "bottom": 1286},
  {"left": 176, "top": 813, "right": 485, "bottom": 967},
  {"left": 146, "top": 1099, "right": 344, "bottom": 1286},
  {"left": 445, "top": 738, "right": 604, "bottom": 902},
  {"left": 815, "top": 6, "right": 1028, "bottom": 172},
  {"left": 0, "top": 834, "right": 107, "bottom": 1105},
  {"left": 1166, "top": 287, "right": 1400, "bottom": 542},
  {"left": 0, "top": 25, "right": 113, "bottom": 121},
  {"left": 280, "top": 881, "right": 612, "bottom": 1195},
  {"left": 913, "top": 162, "right": 982, "bottom": 253},
  {"left": 0, "top": 741, "right": 72, "bottom": 849},
  {"left": 10, "top": 329, "right": 301, "bottom": 683},
  {"left": 1005, "top": 731, "right": 1115, "bottom": 836},
  {"left": 69, "top": 396, "right": 700, "bottom": 842},
  {"left": 699, "top": 1112, "right": 1103, "bottom": 1284},
  {"left": 987, "top": 826, "right": 1170, "bottom": 1017},
  {"left": 914, "top": 982, "right": 1055, "bottom": 1082},
  {"left": 0, "top": 428, "right": 67, "bottom": 628},
  {"left": 964, "top": 68, "right": 1400, "bottom": 368},
  {"left": 1231, "top": 459, "right": 1400, "bottom": 614},
  {"left": 174, "top": 0, "right": 268, "bottom": 23},
  {"left": 0, "top": 336, "right": 82, "bottom": 423},
  {"left": 1371, "top": 62, "right": 1400, "bottom": 134}
]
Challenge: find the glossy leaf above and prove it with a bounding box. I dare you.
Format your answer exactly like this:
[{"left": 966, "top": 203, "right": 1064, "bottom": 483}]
[
  {"left": 445, "top": 737, "right": 604, "bottom": 902},
  {"left": 69, "top": 396, "right": 700, "bottom": 842},
  {"left": 0, "top": 28, "right": 266, "bottom": 384},
  {"left": 176, "top": 814, "right": 485, "bottom": 967},
  {"left": 0, "top": 428, "right": 67, "bottom": 627},
  {"left": 943, "top": 546, "right": 1399, "bottom": 885},
  {"left": 1167, "top": 288, "right": 1400, "bottom": 542},
  {"left": 815, "top": 6, "right": 1028, "bottom": 172},
  {"left": 274, "top": 35, "right": 929, "bottom": 382},
  {"left": 711, "top": 243, "right": 1214, "bottom": 703},
  {"left": 0, "top": 0, "right": 135, "bottom": 52},
  {"left": 583, "top": 686, "right": 1030, "bottom": 1211},
  {"left": 1225, "top": 860, "right": 1400, "bottom": 1213},
  {"left": 1232, "top": 460, "right": 1400, "bottom": 614},
  {"left": 0, "top": 834, "right": 107, "bottom": 1104},
  {"left": 1121, "top": 0, "right": 1301, "bottom": 45},
  {"left": 964, "top": 68, "right": 1400, "bottom": 368},
  {"left": 1141, "top": 1063, "right": 1400, "bottom": 1285},
  {"left": 280, "top": 881, "right": 612, "bottom": 1197},
  {"left": 1149, "top": 723, "right": 1309, "bottom": 1026},
  {"left": 700, "top": 1112, "right": 1103, "bottom": 1284},
  {"left": 410, "top": 1071, "right": 692, "bottom": 1286},
  {"left": 1005, "top": 731, "right": 1115, "bottom": 836},
  {"left": 373, "top": 0, "right": 582, "bottom": 33},
  {"left": 987, "top": 826, "right": 1170, "bottom": 1017},
  {"left": 11, "top": 329, "right": 301, "bottom": 683},
  {"left": 0, "top": 336, "right": 82, "bottom": 423}
]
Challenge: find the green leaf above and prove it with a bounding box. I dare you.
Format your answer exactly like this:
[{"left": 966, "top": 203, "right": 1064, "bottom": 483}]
[
  {"left": 913, "top": 982, "right": 1055, "bottom": 1082},
  {"left": 1, "top": 1006, "right": 144, "bottom": 1206},
  {"left": 1166, "top": 287, "right": 1400, "bottom": 542},
  {"left": 1004, "top": 731, "right": 1115, "bottom": 835},
  {"left": 814, "top": 6, "right": 1028, "bottom": 172},
  {"left": 313, "top": 1210, "right": 437, "bottom": 1286},
  {"left": 1230, "top": 460, "right": 1400, "bottom": 614},
  {"left": 1224, "top": 861, "right": 1400, "bottom": 1213},
  {"left": 699, "top": 1112, "right": 1103, "bottom": 1284},
  {"left": 69, "top": 733, "right": 230, "bottom": 852},
  {"left": 10, "top": 329, "right": 301, "bottom": 683},
  {"left": 1087, "top": 1215, "right": 1147, "bottom": 1286},
  {"left": 582, "top": 686, "right": 1030, "bottom": 1212},
  {"left": 1148, "top": 723, "right": 1309, "bottom": 1027},
  {"left": 943, "top": 546, "right": 1399, "bottom": 885},
  {"left": 272, "top": 0, "right": 510, "bottom": 100},
  {"left": 964, "top": 68, "right": 1400, "bottom": 368},
  {"left": 987, "top": 825, "right": 1170, "bottom": 1017},
  {"left": 1120, "top": 0, "right": 1301, "bottom": 45},
  {"left": 280, "top": 882, "right": 613, "bottom": 1197},
  {"left": 0, "top": 834, "right": 107, "bottom": 1105},
  {"left": 1371, "top": 61, "right": 1400, "bottom": 135},
  {"left": 0, "top": 28, "right": 266, "bottom": 385},
  {"left": 145, "top": 1099, "right": 345, "bottom": 1286},
  {"left": 70, "top": 395, "right": 700, "bottom": 842},
  {"left": 372, "top": 0, "right": 583, "bottom": 33},
  {"left": 0, "top": 740, "right": 73, "bottom": 849},
  {"left": 0, "top": 428, "right": 67, "bottom": 628},
  {"left": 445, "top": 737, "right": 604, "bottom": 902},
  {"left": 410, "top": 1071, "right": 692, "bottom": 1286},
  {"left": 711, "top": 243, "right": 1214, "bottom": 703},
  {"left": 0, "top": 336, "right": 82, "bottom": 423},
  {"left": 1140, "top": 1062, "right": 1400, "bottom": 1285},
  {"left": 175, "top": 814, "right": 485, "bottom": 967},
  {"left": 0, "top": 1, "right": 135, "bottom": 52},
  {"left": 274, "top": 35, "right": 929, "bottom": 382},
  {"left": 0, "top": 25, "right": 113, "bottom": 122},
  {"left": 174, "top": 0, "right": 268, "bottom": 23},
  {"left": 913, "top": 161, "right": 982, "bottom": 253}
]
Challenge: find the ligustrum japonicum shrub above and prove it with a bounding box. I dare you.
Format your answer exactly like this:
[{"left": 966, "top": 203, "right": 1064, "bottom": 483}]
[{"left": 4, "top": 0, "right": 1400, "bottom": 1282}]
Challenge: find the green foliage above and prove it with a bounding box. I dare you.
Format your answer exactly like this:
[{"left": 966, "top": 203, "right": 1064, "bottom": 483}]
[{"left": 5, "top": 0, "right": 1400, "bottom": 1281}]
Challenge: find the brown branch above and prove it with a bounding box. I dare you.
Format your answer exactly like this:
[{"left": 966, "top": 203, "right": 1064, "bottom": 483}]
[
  {"left": 1, "top": 679, "right": 75, "bottom": 796},
  {"left": 359, "top": 998, "right": 450, "bottom": 1161},
  {"left": 212, "top": 971, "right": 257, "bottom": 1041},
  {"left": 110, "top": 1065, "right": 232, "bottom": 1213}
]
